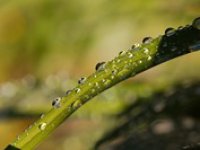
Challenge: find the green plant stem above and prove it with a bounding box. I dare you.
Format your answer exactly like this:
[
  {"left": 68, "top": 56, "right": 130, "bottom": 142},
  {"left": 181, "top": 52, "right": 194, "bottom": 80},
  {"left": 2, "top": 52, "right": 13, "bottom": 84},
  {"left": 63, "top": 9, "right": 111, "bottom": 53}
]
[{"left": 5, "top": 20, "right": 200, "bottom": 150}]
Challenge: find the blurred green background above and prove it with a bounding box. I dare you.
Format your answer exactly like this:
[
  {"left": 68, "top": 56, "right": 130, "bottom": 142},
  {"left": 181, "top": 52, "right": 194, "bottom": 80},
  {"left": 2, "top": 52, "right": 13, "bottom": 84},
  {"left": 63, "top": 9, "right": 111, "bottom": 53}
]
[{"left": 0, "top": 0, "right": 199, "bottom": 149}]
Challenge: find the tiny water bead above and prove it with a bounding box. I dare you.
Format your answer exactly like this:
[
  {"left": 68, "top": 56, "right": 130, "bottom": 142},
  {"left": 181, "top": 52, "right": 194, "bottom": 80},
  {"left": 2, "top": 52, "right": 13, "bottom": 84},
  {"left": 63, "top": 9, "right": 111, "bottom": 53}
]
[
  {"left": 102, "top": 79, "right": 106, "bottom": 83},
  {"left": 128, "top": 52, "right": 133, "bottom": 58},
  {"left": 142, "top": 37, "right": 153, "bottom": 44},
  {"left": 52, "top": 97, "right": 61, "bottom": 108},
  {"left": 165, "top": 27, "right": 176, "bottom": 36},
  {"left": 112, "top": 70, "right": 117, "bottom": 75},
  {"left": 39, "top": 122, "right": 47, "bottom": 131},
  {"left": 95, "top": 62, "right": 106, "bottom": 71},
  {"left": 66, "top": 90, "right": 72, "bottom": 95},
  {"left": 131, "top": 43, "right": 140, "bottom": 49},
  {"left": 72, "top": 100, "right": 82, "bottom": 108},
  {"left": 147, "top": 56, "right": 152, "bottom": 61},
  {"left": 143, "top": 48, "right": 149, "bottom": 54},
  {"left": 192, "top": 17, "right": 200, "bottom": 30},
  {"left": 78, "top": 77, "right": 87, "bottom": 84},
  {"left": 75, "top": 88, "right": 81, "bottom": 93},
  {"left": 119, "top": 50, "right": 126, "bottom": 56}
]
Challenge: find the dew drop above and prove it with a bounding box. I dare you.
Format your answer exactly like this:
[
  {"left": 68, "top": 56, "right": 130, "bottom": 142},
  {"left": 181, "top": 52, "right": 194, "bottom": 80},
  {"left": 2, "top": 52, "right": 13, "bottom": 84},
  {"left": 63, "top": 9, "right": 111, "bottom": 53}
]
[
  {"left": 78, "top": 77, "right": 87, "bottom": 84},
  {"left": 165, "top": 27, "right": 176, "bottom": 36},
  {"left": 112, "top": 70, "right": 117, "bottom": 75},
  {"left": 95, "top": 62, "right": 106, "bottom": 71},
  {"left": 147, "top": 56, "right": 152, "bottom": 61},
  {"left": 39, "top": 122, "right": 47, "bottom": 131},
  {"left": 131, "top": 43, "right": 140, "bottom": 49},
  {"left": 75, "top": 88, "right": 81, "bottom": 93},
  {"left": 128, "top": 52, "right": 133, "bottom": 58},
  {"left": 142, "top": 37, "right": 153, "bottom": 44},
  {"left": 138, "top": 60, "right": 142, "bottom": 64},
  {"left": 143, "top": 48, "right": 149, "bottom": 54},
  {"left": 72, "top": 100, "right": 82, "bottom": 108},
  {"left": 66, "top": 90, "right": 72, "bottom": 95},
  {"left": 119, "top": 50, "right": 126, "bottom": 56},
  {"left": 52, "top": 97, "right": 61, "bottom": 108},
  {"left": 192, "top": 17, "right": 200, "bottom": 30}
]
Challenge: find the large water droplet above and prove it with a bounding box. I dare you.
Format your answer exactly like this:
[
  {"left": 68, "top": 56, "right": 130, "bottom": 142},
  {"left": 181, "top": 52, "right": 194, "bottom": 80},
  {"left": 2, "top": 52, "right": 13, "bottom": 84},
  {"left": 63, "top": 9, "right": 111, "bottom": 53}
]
[
  {"left": 142, "top": 37, "right": 153, "bottom": 44},
  {"left": 39, "top": 122, "right": 47, "bottom": 131},
  {"left": 165, "top": 27, "right": 175, "bottom": 36},
  {"left": 192, "top": 17, "right": 200, "bottom": 30},
  {"left": 78, "top": 77, "right": 87, "bottom": 84},
  {"left": 52, "top": 97, "right": 61, "bottom": 108},
  {"left": 95, "top": 62, "right": 106, "bottom": 71}
]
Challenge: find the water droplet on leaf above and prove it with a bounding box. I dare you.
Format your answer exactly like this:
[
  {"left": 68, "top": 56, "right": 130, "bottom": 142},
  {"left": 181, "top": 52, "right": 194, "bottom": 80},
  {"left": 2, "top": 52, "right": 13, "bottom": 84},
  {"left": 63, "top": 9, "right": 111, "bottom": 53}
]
[
  {"left": 95, "top": 62, "right": 106, "bottom": 71},
  {"left": 78, "top": 77, "right": 87, "bottom": 84},
  {"left": 119, "top": 50, "right": 126, "bottom": 56},
  {"left": 112, "top": 70, "right": 117, "bottom": 75},
  {"left": 147, "top": 56, "right": 152, "bottom": 61},
  {"left": 143, "top": 48, "right": 149, "bottom": 54},
  {"left": 165, "top": 27, "right": 175, "bottom": 36},
  {"left": 39, "top": 122, "right": 47, "bottom": 131},
  {"left": 72, "top": 100, "right": 82, "bottom": 108},
  {"left": 66, "top": 90, "right": 72, "bottom": 95},
  {"left": 131, "top": 43, "right": 140, "bottom": 49},
  {"left": 52, "top": 97, "right": 61, "bottom": 108},
  {"left": 128, "top": 52, "right": 133, "bottom": 58},
  {"left": 142, "top": 37, "right": 153, "bottom": 44},
  {"left": 75, "top": 88, "right": 81, "bottom": 93}
]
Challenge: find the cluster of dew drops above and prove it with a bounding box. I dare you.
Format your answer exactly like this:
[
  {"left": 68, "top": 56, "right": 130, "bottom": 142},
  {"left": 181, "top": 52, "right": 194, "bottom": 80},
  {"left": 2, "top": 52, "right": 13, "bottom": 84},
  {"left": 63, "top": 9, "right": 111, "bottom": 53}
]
[{"left": 39, "top": 17, "right": 200, "bottom": 132}]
